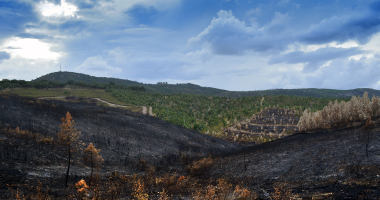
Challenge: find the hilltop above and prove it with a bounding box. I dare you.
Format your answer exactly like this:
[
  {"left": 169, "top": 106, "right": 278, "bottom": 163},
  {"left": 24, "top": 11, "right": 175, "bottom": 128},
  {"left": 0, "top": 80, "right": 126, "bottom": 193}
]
[{"left": 34, "top": 71, "right": 380, "bottom": 98}]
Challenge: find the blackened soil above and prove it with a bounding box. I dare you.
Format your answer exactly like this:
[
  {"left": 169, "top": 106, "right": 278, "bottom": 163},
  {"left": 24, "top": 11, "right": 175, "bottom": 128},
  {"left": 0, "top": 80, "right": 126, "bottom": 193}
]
[
  {"left": 0, "top": 94, "right": 239, "bottom": 197},
  {"left": 213, "top": 123, "right": 380, "bottom": 199}
]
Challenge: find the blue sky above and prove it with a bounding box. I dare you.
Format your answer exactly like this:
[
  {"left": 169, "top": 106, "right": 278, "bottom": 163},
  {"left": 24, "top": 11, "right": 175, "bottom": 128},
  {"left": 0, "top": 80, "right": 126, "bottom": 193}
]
[{"left": 1, "top": 0, "right": 380, "bottom": 91}]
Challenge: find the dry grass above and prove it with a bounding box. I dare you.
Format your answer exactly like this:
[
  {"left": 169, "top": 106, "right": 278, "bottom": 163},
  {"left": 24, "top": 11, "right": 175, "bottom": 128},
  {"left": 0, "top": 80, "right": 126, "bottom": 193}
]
[{"left": 3, "top": 126, "right": 54, "bottom": 144}]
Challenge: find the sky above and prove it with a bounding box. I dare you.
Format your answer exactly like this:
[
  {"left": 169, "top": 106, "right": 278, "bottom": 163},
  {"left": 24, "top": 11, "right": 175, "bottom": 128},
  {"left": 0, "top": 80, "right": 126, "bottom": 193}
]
[{"left": 1, "top": 0, "right": 380, "bottom": 91}]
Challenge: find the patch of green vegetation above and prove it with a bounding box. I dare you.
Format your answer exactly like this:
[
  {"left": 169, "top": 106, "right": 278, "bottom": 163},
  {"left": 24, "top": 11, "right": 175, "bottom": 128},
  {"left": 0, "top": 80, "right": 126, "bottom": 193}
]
[
  {"left": 131, "top": 107, "right": 143, "bottom": 112},
  {"left": 109, "top": 88, "right": 350, "bottom": 134},
  {"left": 8, "top": 88, "right": 132, "bottom": 107},
  {"left": 0, "top": 77, "right": 145, "bottom": 91}
]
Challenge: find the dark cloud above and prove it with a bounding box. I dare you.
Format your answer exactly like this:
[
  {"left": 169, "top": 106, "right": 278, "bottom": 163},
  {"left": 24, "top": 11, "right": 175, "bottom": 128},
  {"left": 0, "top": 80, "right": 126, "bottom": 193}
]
[
  {"left": 46, "top": 0, "right": 61, "bottom": 5},
  {"left": 191, "top": 1, "right": 380, "bottom": 56},
  {"left": 125, "top": 4, "right": 159, "bottom": 26},
  {"left": 68, "top": 0, "right": 112, "bottom": 9},
  {"left": 189, "top": 10, "right": 292, "bottom": 55},
  {"left": 269, "top": 47, "right": 363, "bottom": 72},
  {"left": 300, "top": 3, "right": 380, "bottom": 44},
  {"left": 0, "top": 51, "right": 10, "bottom": 61}
]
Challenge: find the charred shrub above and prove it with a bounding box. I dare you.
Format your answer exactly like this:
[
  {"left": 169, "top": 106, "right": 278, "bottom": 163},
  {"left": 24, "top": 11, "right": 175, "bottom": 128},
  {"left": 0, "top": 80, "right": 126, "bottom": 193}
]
[{"left": 187, "top": 157, "right": 214, "bottom": 177}]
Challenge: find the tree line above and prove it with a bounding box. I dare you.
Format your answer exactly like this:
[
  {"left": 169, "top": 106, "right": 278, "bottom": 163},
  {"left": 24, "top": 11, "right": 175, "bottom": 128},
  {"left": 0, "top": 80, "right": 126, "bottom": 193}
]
[{"left": 0, "top": 79, "right": 145, "bottom": 91}]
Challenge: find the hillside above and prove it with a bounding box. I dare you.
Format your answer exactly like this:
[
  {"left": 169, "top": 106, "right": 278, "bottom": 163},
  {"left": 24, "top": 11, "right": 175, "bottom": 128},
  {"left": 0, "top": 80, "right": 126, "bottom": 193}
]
[
  {"left": 211, "top": 123, "right": 380, "bottom": 199},
  {"left": 0, "top": 93, "right": 238, "bottom": 163},
  {"left": 34, "top": 71, "right": 380, "bottom": 97},
  {"left": 2, "top": 93, "right": 380, "bottom": 199}
]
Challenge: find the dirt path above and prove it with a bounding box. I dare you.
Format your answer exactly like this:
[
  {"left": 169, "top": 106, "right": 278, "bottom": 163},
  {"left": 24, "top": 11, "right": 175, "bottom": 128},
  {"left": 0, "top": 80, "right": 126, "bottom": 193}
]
[
  {"left": 148, "top": 106, "right": 154, "bottom": 116},
  {"left": 93, "top": 98, "right": 129, "bottom": 108}
]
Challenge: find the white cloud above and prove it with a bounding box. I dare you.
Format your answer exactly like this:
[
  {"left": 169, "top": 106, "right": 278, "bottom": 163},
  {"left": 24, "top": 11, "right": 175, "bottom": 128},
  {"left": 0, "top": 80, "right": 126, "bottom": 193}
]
[
  {"left": 76, "top": 55, "right": 122, "bottom": 77},
  {"left": 38, "top": 0, "right": 78, "bottom": 17},
  {"left": 0, "top": 37, "right": 61, "bottom": 60},
  {"left": 0, "top": 57, "right": 59, "bottom": 81}
]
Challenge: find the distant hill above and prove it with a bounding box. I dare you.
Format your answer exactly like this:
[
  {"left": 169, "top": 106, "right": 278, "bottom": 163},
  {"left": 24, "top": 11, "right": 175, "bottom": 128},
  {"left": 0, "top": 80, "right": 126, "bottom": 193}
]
[
  {"left": 34, "top": 71, "right": 226, "bottom": 95},
  {"left": 223, "top": 88, "right": 380, "bottom": 98},
  {"left": 34, "top": 71, "right": 380, "bottom": 98}
]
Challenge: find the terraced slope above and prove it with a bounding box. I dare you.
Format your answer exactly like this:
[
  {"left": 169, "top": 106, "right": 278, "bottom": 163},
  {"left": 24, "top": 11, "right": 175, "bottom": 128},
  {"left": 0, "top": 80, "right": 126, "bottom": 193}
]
[{"left": 224, "top": 108, "right": 300, "bottom": 144}]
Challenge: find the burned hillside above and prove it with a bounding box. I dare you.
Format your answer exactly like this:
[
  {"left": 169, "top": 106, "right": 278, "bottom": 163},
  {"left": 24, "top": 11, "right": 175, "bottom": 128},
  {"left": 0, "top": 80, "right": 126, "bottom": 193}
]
[
  {"left": 214, "top": 122, "right": 380, "bottom": 199},
  {"left": 0, "top": 93, "right": 240, "bottom": 197},
  {"left": 2, "top": 93, "right": 380, "bottom": 199}
]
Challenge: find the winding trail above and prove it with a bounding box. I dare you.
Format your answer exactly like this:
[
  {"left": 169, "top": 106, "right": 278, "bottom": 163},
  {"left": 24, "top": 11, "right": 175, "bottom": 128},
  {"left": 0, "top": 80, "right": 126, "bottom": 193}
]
[{"left": 93, "top": 98, "right": 129, "bottom": 108}]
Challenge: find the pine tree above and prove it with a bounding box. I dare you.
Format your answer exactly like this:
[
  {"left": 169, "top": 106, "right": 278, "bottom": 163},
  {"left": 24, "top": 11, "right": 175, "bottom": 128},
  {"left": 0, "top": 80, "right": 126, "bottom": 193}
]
[
  {"left": 57, "top": 111, "right": 81, "bottom": 187},
  {"left": 83, "top": 143, "right": 103, "bottom": 186}
]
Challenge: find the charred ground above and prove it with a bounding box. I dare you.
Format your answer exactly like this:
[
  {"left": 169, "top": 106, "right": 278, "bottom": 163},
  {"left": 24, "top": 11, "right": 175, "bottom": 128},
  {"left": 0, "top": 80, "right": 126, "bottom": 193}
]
[{"left": 0, "top": 94, "right": 239, "bottom": 198}]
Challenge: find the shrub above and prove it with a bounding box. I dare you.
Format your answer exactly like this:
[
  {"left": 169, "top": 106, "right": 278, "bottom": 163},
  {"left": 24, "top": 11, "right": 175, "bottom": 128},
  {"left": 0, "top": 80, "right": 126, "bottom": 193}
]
[
  {"left": 192, "top": 178, "right": 255, "bottom": 200},
  {"left": 188, "top": 157, "right": 214, "bottom": 177},
  {"left": 271, "top": 183, "right": 294, "bottom": 200},
  {"left": 133, "top": 178, "right": 149, "bottom": 200},
  {"left": 75, "top": 179, "right": 89, "bottom": 198}
]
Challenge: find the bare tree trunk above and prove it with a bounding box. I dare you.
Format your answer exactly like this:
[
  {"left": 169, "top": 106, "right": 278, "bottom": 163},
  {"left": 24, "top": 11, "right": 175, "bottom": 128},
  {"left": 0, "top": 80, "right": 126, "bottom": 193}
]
[
  {"left": 66, "top": 147, "right": 71, "bottom": 188},
  {"left": 90, "top": 160, "right": 94, "bottom": 187},
  {"left": 366, "top": 132, "right": 370, "bottom": 157}
]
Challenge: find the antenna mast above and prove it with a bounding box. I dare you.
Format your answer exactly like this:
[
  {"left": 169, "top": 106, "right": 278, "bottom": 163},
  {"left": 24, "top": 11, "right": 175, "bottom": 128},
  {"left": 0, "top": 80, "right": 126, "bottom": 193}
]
[{"left": 60, "top": 64, "right": 61, "bottom": 72}]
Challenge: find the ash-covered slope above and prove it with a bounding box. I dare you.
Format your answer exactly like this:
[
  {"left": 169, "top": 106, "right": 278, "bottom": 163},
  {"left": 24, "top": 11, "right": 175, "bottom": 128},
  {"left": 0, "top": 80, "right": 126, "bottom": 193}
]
[
  {"left": 0, "top": 94, "right": 239, "bottom": 165},
  {"left": 213, "top": 124, "right": 380, "bottom": 199}
]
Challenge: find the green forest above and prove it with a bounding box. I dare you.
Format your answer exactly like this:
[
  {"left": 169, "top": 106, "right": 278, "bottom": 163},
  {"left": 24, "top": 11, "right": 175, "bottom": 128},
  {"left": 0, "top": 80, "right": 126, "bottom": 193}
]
[{"left": 108, "top": 88, "right": 350, "bottom": 134}]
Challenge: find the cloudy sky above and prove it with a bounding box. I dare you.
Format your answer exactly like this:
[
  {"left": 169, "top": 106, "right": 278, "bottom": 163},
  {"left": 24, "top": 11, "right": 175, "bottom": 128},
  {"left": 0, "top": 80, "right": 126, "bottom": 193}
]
[{"left": 1, "top": 0, "right": 380, "bottom": 91}]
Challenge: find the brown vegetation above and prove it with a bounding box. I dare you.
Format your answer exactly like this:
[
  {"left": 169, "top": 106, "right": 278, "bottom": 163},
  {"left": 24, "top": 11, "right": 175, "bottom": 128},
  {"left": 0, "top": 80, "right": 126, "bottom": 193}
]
[
  {"left": 298, "top": 92, "right": 380, "bottom": 131},
  {"left": 83, "top": 143, "right": 103, "bottom": 186},
  {"left": 188, "top": 157, "right": 214, "bottom": 177}
]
